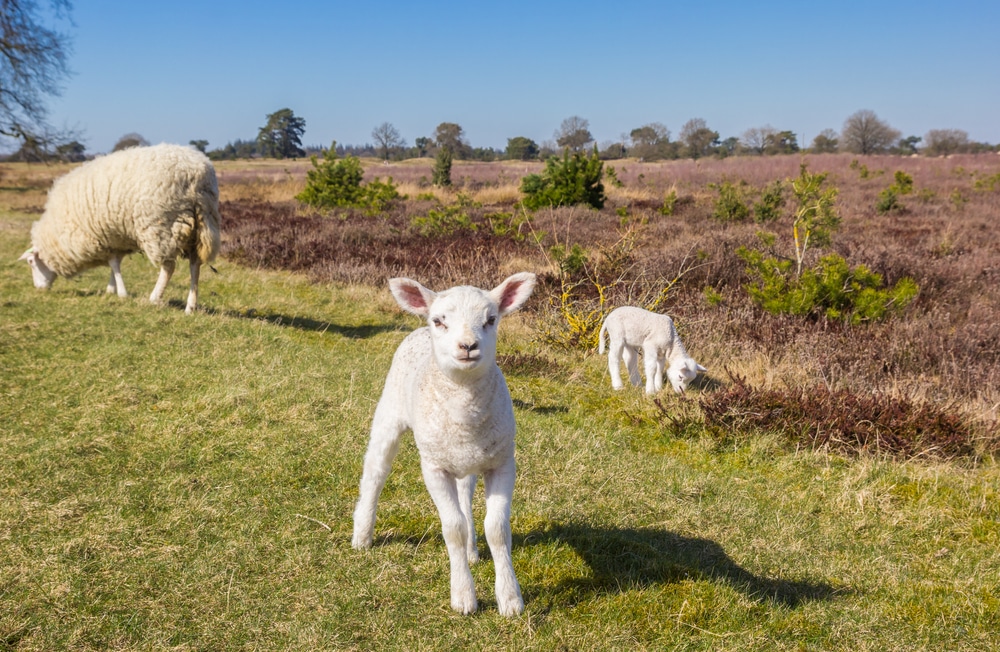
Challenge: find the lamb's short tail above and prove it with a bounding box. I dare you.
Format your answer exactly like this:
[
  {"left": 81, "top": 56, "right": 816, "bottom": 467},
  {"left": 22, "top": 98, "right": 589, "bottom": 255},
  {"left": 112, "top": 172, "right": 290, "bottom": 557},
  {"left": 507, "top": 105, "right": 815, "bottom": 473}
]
[
  {"left": 194, "top": 186, "right": 221, "bottom": 264},
  {"left": 598, "top": 318, "right": 608, "bottom": 354}
]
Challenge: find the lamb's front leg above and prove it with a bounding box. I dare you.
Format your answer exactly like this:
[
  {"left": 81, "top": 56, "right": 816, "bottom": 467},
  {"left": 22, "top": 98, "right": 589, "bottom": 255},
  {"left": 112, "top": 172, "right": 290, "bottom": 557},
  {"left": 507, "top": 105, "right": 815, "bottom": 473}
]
[
  {"left": 422, "top": 462, "right": 477, "bottom": 614},
  {"left": 484, "top": 458, "right": 524, "bottom": 616},
  {"left": 352, "top": 407, "right": 405, "bottom": 549},
  {"left": 643, "top": 347, "right": 660, "bottom": 394},
  {"left": 623, "top": 345, "right": 642, "bottom": 387},
  {"left": 149, "top": 259, "right": 175, "bottom": 305}
]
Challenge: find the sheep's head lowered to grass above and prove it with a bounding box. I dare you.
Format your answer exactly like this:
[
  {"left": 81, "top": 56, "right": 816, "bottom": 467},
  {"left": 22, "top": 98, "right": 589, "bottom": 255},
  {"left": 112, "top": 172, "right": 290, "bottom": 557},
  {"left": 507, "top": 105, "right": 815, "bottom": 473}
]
[{"left": 19, "top": 248, "right": 57, "bottom": 290}]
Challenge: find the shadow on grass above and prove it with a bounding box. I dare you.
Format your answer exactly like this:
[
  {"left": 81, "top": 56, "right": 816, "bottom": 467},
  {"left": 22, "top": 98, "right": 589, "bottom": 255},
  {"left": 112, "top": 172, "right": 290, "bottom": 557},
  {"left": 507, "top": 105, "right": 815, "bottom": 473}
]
[
  {"left": 512, "top": 399, "right": 569, "bottom": 415},
  {"left": 517, "top": 522, "right": 843, "bottom": 609},
  {"left": 194, "top": 303, "right": 401, "bottom": 339}
]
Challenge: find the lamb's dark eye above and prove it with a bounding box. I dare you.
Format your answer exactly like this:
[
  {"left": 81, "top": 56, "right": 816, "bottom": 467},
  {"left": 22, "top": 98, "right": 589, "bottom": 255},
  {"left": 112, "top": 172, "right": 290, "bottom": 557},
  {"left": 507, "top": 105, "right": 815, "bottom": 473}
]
[
  {"left": 432, "top": 317, "right": 447, "bottom": 329},
  {"left": 486, "top": 316, "right": 496, "bottom": 327}
]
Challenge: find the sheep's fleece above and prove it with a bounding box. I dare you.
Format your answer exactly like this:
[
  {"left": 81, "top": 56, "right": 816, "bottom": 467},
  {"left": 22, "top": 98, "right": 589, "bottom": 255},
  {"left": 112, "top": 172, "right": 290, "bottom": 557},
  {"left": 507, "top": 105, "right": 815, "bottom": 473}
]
[{"left": 28, "top": 143, "right": 220, "bottom": 277}]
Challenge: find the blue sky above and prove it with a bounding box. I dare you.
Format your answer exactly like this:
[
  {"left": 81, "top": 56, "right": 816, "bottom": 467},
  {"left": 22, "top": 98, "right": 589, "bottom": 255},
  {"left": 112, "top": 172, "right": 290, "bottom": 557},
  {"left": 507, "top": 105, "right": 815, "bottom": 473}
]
[{"left": 39, "top": 0, "right": 1000, "bottom": 154}]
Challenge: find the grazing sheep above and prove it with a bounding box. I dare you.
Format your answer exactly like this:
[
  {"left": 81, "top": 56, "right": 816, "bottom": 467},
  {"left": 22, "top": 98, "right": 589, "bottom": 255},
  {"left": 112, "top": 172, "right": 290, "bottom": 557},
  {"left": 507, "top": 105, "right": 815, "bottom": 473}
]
[
  {"left": 352, "top": 272, "right": 536, "bottom": 616},
  {"left": 19, "top": 143, "right": 221, "bottom": 314},
  {"left": 598, "top": 306, "right": 706, "bottom": 394}
]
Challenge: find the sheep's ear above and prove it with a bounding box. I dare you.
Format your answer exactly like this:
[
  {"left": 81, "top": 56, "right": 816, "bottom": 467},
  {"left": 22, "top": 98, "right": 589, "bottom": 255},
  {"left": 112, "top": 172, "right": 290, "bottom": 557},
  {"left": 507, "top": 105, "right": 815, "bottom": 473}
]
[
  {"left": 389, "top": 277, "right": 436, "bottom": 316},
  {"left": 491, "top": 272, "right": 536, "bottom": 316},
  {"left": 18, "top": 248, "right": 36, "bottom": 262},
  {"left": 696, "top": 363, "right": 708, "bottom": 373}
]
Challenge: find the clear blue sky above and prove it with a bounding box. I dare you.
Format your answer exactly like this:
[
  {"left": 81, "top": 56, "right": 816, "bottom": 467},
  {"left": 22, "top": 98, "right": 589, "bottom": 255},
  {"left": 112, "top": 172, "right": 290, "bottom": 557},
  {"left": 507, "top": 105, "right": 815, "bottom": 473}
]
[{"left": 40, "top": 0, "right": 1000, "bottom": 154}]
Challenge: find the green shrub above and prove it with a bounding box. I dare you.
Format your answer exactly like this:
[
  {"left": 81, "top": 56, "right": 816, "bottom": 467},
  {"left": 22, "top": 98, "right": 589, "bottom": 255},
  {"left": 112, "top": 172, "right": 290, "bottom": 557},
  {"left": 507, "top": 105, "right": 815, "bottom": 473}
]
[
  {"left": 658, "top": 189, "right": 678, "bottom": 215},
  {"left": 753, "top": 180, "right": 785, "bottom": 223},
  {"left": 876, "top": 170, "right": 914, "bottom": 214},
  {"left": 738, "top": 248, "right": 918, "bottom": 324},
  {"left": 432, "top": 148, "right": 453, "bottom": 187},
  {"left": 791, "top": 164, "right": 840, "bottom": 275},
  {"left": 710, "top": 180, "right": 750, "bottom": 222},
  {"left": 296, "top": 145, "right": 400, "bottom": 214},
  {"left": 410, "top": 194, "right": 478, "bottom": 237},
  {"left": 521, "top": 147, "right": 606, "bottom": 210}
]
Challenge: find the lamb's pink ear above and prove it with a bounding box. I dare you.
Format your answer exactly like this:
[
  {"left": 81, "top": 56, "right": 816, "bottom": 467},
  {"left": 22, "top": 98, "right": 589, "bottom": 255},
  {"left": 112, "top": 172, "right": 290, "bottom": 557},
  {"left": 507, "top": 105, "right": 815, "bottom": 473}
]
[
  {"left": 18, "top": 248, "right": 35, "bottom": 262},
  {"left": 389, "top": 277, "right": 436, "bottom": 316},
  {"left": 491, "top": 272, "right": 537, "bottom": 316},
  {"left": 697, "top": 363, "right": 708, "bottom": 373}
]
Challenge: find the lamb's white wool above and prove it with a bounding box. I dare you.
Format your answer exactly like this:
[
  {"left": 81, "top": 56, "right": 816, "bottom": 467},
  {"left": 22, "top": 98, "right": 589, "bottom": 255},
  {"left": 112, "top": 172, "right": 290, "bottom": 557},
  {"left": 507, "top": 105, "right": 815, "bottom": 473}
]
[
  {"left": 598, "top": 306, "right": 706, "bottom": 394},
  {"left": 19, "top": 143, "right": 221, "bottom": 314},
  {"left": 352, "top": 272, "right": 536, "bottom": 617}
]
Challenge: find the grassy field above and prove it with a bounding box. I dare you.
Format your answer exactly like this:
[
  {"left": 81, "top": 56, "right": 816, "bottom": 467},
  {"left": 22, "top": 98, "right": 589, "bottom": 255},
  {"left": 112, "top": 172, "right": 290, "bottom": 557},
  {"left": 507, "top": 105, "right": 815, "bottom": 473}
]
[{"left": 2, "top": 158, "right": 1000, "bottom": 650}]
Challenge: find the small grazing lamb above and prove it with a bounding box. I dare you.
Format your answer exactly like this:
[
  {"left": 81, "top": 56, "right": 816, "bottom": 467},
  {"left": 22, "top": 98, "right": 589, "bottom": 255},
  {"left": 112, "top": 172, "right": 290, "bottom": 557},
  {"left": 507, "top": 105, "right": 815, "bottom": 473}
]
[
  {"left": 19, "top": 143, "right": 221, "bottom": 314},
  {"left": 598, "top": 306, "right": 706, "bottom": 394},
  {"left": 352, "top": 272, "right": 536, "bottom": 617}
]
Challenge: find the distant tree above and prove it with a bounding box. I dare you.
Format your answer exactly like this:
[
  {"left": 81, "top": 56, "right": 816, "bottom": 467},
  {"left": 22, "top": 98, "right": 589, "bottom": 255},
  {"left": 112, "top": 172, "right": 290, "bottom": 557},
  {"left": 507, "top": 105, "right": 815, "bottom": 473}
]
[
  {"left": 189, "top": 139, "right": 208, "bottom": 153},
  {"left": 555, "top": 116, "right": 594, "bottom": 152},
  {"left": 629, "top": 122, "right": 671, "bottom": 160},
  {"left": 371, "top": 122, "right": 404, "bottom": 162},
  {"left": 506, "top": 136, "right": 539, "bottom": 161},
  {"left": 598, "top": 141, "right": 627, "bottom": 159},
  {"left": 922, "top": 129, "right": 969, "bottom": 156},
  {"left": 113, "top": 132, "right": 150, "bottom": 151},
  {"left": 718, "top": 136, "right": 740, "bottom": 157},
  {"left": 766, "top": 130, "right": 800, "bottom": 155},
  {"left": 257, "top": 108, "right": 306, "bottom": 159},
  {"left": 0, "top": 0, "right": 73, "bottom": 149},
  {"left": 679, "top": 118, "right": 719, "bottom": 159},
  {"left": 470, "top": 146, "right": 500, "bottom": 162},
  {"left": 896, "top": 135, "right": 922, "bottom": 155},
  {"left": 433, "top": 122, "right": 470, "bottom": 158},
  {"left": 741, "top": 125, "right": 776, "bottom": 155},
  {"left": 811, "top": 129, "right": 839, "bottom": 153},
  {"left": 414, "top": 136, "right": 432, "bottom": 158},
  {"left": 55, "top": 139, "right": 85, "bottom": 161},
  {"left": 841, "top": 110, "right": 900, "bottom": 155}
]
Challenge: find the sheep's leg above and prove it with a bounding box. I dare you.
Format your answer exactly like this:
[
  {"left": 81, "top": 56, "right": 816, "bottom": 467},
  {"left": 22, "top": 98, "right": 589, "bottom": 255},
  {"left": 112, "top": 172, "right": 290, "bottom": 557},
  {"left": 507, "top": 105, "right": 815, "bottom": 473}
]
[
  {"left": 484, "top": 458, "right": 524, "bottom": 616},
  {"left": 422, "top": 462, "right": 477, "bottom": 615},
  {"left": 458, "top": 474, "right": 479, "bottom": 564},
  {"left": 185, "top": 259, "right": 201, "bottom": 314},
  {"left": 644, "top": 347, "right": 660, "bottom": 394},
  {"left": 607, "top": 338, "right": 627, "bottom": 390},
  {"left": 108, "top": 255, "right": 127, "bottom": 297},
  {"left": 352, "top": 406, "right": 406, "bottom": 549},
  {"left": 624, "top": 345, "right": 642, "bottom": 387},
  {"left": 149, "top": 259, "right": 175, "bottom": 305}
]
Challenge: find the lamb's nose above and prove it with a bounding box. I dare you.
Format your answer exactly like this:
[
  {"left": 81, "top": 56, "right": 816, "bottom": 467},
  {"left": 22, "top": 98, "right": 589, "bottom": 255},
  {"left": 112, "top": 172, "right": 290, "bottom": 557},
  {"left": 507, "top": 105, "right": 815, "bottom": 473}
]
[{"left": 459, "top": 342, "right": 479, "bottom": 352}]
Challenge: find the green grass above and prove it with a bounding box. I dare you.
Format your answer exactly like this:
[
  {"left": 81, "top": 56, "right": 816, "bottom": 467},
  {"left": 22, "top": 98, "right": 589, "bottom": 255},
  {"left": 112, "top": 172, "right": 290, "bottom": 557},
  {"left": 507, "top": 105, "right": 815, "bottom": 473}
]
[{"left": 2, "top": 209, "right": 999, "bottom": 651}]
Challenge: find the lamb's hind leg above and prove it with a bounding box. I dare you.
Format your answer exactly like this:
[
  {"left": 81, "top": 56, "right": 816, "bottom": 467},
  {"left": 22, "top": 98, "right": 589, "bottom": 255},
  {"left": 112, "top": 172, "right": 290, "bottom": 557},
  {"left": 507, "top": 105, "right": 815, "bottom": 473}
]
[
  {"left": 422, "top": 462, "right": 477, "bottom": 614},
  {"left": 608, "top": 338, "right": 628, "bottom": 390},
  {"left": 458, "top": 474, "right": 479, "bottom": 564},
  {"left": 108, "top": 255, "right": 127, "bottom": 297},
  {"left": 623, "top": 345, "right": 642, "bottom": 387},
  {"left": 149, "top": 259, "right": 175, "bottom": 306},
  {"left": 185, "top": 259, "right": 201, "bottom": 314}
]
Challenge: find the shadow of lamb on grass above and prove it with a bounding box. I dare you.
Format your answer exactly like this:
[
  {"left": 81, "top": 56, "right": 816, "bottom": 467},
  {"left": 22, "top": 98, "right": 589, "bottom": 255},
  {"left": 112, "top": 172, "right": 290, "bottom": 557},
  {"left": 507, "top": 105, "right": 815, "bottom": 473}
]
[{"left": 516, "top": 522, "right": 844, "bottom": 609}]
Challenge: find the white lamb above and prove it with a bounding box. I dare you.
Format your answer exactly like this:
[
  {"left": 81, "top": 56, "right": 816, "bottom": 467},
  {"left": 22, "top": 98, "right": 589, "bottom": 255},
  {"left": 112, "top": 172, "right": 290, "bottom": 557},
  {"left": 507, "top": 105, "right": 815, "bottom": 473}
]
[
  {"left": 598, "top": 306, "right": 707, "bottom": 394},
  {"left": 352, "top": 272, "right": 536, "bottom": 617},
  {"left": 19, "top": 143, "right": 221, "bottom": 314}
]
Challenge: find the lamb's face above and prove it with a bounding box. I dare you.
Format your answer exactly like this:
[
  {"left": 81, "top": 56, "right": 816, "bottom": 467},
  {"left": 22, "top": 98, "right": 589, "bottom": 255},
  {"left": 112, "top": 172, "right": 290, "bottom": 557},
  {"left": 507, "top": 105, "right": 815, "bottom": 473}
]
[
  {"left": 19, "top": 249, "right": 56, "bottom": 289},
  {"left": 426, "top": 288, "right": 500, "bottom": 377},
  {"left": 389, "top": 273, "right": 537, "bottom": 380},
  {"left": 667, "top": 358, "right": 705, "bottom": 394}
]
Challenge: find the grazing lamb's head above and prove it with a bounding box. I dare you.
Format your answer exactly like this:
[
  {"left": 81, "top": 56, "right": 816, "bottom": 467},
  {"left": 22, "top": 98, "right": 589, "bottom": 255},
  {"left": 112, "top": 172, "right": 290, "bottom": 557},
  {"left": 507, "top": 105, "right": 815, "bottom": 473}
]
[
  {"left": 389, "top": 273, "right": 536, "bottom": 379},
  {"left": 667, "top": 357, "right": 708, "bottom": 394},
  {"left": 19, "top": 248, "right": 56, "bottom": 289}
]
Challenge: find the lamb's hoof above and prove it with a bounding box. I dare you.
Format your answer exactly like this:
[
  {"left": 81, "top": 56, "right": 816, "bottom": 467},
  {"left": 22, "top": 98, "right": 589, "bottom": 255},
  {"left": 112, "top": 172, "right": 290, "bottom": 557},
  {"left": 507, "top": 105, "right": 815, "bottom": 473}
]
[
  {"left": 451, "top": 593, "right": 478, "bottom": 615},
  {"left": 498, "top": 596, "right": 525, "bottom": 617},
  {"left": 351, "top": 532, "right": 373, "bottom": 550}
]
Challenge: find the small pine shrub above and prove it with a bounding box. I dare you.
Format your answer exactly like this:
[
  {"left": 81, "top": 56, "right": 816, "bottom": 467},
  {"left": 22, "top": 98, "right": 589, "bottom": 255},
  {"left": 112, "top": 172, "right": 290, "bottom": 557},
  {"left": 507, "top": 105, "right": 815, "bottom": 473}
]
[
  {"left": 520, "top": 147, "right": 606, "bottom": 210},
  {"left": 738, "top": 248, "right": 918, "bottom": 324},
  {"left": 710, "top": 180, "right": 750, "bottom": 222},
  {"left": 410, "top": 194, "right": 479, "bottom": 237},
  {"left": 432, "top": 148, "right": 453, "bottom": 187},
  {"left": 297, "top": 145, "right": 400, "bottom": 214},
  {"left": 658, "top": 189, "right": 678, "bottom": 215},
  {"left": 753, "top": 180, "right": 785, "bottom": 223},
  {"left": 876, "top": 170, "right": 915, "bottom": 214}
]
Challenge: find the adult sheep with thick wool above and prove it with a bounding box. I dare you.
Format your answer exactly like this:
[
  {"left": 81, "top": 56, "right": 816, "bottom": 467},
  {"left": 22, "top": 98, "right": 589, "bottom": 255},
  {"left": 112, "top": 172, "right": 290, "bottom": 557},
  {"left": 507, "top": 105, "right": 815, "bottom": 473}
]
[{"left": 19, "top": 143, "right": 221, "bottom": 314}]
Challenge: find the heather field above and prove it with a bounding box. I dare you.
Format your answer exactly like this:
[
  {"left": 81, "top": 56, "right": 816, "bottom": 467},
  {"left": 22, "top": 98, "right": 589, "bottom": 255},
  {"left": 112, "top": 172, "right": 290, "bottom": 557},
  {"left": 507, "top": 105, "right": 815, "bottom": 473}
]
[{"left": 2, "top": 153, "right": 1000, "bottom": 650}]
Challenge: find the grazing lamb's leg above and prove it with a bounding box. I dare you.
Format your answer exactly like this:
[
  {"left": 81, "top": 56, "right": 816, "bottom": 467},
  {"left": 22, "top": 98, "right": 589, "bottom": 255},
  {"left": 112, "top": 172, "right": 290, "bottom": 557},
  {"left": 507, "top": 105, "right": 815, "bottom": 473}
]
[
  {"left": 607, "top": 337, "right": 627, "bottom": 390},
  {"left": 108, "top": 255, "right": 127, "bottom": 297},
  {"left": 149, "top": 259, "right": 176, "bottom": 305},
  {"left": 484, "top": 458, "right": 524, "bottom": 617},
  {"left": 458, "top": 474, "right": 479, "bottom": 564},
  {"left": 422, "top": 462, "right": 477, "bottom": 614},
  {"left": 352, "top": 407, "right": 406, "bottom": 549},
  {"left": 185, "top": 259, "right": 201, "bottom": 314},
  {"left": 643, "top": 346, "right": 661, "bottom": 394},
  {"left": 652, "top": 351, "right": 666, "bottom": 393},
  {"left": 624, "top": 345, "right": 642, "bottom": 387}
]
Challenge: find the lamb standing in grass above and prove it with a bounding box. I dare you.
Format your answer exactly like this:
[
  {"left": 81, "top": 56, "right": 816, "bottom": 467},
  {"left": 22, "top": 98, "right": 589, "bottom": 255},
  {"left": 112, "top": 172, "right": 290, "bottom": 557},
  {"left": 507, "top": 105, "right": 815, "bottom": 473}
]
[
  {"left": 352, "top": 272, "right": 536, "bottom": 617},
  {"left": 598, "top": 306, "right": 706, "bottom": 394},
  {"left": 19, "top": 144, "right": 221, "bottom": 314}
]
